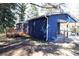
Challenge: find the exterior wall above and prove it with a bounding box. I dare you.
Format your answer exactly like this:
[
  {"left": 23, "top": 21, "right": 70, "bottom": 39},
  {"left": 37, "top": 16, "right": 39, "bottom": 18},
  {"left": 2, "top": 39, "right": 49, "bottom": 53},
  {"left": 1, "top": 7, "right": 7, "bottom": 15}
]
[
  {"left": 27, "top": 14, "right": 76, "bottom": 41},
  {"left": 48, "top": 14, "right": 68, "bottom": 41},
  {"left": 48, "top": 14, "right": 76, "bottom": 41},
  {"left": 48, "top": 16, "right": 58, "bottom": 41},
  {"left": 16, "top": 23, "right": 23, "bottom": 32},
  {"left": 23, "top": 23, "right": 28, "bottom": 33},
  {"left": 28, "top": 17, "right": 47, "bottom": 41}
]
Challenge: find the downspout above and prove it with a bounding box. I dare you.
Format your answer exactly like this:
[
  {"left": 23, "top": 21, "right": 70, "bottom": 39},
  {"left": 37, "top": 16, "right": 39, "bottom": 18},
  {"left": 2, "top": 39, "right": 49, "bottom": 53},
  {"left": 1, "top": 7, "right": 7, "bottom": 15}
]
[{"left": 45, "top": 15, "right": 48, "bottom": 41}]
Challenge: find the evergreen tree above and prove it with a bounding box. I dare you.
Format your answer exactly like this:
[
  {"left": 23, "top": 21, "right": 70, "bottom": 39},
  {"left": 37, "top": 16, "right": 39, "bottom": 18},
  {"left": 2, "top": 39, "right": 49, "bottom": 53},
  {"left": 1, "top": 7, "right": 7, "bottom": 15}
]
[{"left": 0, "top": 3, "right": 18, "bottom": 33}]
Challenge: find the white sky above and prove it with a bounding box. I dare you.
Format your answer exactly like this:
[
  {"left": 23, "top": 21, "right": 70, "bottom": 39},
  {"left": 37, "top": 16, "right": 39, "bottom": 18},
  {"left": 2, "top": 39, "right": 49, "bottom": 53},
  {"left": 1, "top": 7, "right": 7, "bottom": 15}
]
[
  {"left": 39, "top": 3, "right": 79, "bottom": 17},
  {"left": 16, "top": 3, "right": 79, "bottom": 23},
  {"left": 29, "top": 3, "right": 79, "bottom": 16},
  {"left": 66, "top": 3, "right": 79, "bottom": 16}
]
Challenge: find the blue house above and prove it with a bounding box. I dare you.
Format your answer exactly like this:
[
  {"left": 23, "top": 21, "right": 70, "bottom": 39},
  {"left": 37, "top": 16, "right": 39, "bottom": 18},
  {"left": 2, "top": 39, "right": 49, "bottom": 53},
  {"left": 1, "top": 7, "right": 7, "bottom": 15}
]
[{"left": 27, "top": 13, "right": 77, "bottom": 41}]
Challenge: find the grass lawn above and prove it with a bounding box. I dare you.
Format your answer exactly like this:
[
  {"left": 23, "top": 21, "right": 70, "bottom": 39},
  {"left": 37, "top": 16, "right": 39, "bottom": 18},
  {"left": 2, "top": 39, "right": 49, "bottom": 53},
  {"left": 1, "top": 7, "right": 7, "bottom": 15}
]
[{"left": 0, "top": 33, "right": 79, "bottom": 56}]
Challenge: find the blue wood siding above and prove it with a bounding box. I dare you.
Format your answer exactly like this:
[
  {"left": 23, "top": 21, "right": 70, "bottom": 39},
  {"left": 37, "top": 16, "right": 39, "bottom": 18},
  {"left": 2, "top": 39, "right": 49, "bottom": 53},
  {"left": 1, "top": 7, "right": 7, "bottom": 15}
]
[
  {"left": 28, "top": 17, "right": 47, "bottom": 41},
  {"left": 47, "top": 14, "right": 76, "bottom": 41},
  {"left": 48, "top": 16, "right": 58, "bottom": 41},
  {"left": 27, "top": 14, "right": 76, "bottom": 41}
]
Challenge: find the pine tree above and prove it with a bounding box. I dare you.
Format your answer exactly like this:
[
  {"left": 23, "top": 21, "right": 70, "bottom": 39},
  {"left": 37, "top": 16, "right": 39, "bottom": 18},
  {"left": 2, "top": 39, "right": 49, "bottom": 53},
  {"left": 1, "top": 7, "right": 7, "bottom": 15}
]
[{"left": 0, "top": 3, "right": 18, "bottom": 33}]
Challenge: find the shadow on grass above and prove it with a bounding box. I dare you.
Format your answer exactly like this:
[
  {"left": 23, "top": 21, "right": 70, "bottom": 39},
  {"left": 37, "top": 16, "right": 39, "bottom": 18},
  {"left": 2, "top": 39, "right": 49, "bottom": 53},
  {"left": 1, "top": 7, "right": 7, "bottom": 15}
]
[
  {"left": 71, "top": 43, "right": 79, "bottom": 56},
  {"left": 0, "top": 36, "right": 63, "bottom": 56},
  {"left": 28, "top": 37, "right": 46, "bottom": 43},
  {"left": 0, "top": 37, "right": 33, "bottom": 52},
  {"left": 0, "top": 36, "right": 77, "bottom": 56}
]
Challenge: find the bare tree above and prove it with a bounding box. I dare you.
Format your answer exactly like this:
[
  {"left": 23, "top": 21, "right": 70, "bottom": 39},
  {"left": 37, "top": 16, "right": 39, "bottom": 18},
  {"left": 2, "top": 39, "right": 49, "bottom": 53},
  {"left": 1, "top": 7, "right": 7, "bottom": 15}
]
[{"left": 30, "top": 3, "right": 66, "bottom": 14}]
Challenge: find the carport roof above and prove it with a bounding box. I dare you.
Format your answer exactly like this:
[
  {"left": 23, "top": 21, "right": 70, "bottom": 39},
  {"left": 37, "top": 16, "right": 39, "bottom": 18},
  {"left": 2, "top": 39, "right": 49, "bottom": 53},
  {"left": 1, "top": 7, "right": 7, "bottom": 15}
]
[{"left": 27, "top": 13, "right": 78, "bottom": 22}]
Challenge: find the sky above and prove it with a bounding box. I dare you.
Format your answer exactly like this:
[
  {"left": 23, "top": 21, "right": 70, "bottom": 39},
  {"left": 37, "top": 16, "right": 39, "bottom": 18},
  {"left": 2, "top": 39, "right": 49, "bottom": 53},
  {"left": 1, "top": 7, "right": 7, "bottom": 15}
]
[
  {"left": 30, "top": 3, "right": 79, "bottom": 17},
  {"left": 66, "top": 3, "right": 79, "bottom": 16},
  {"left": 39, "top": 3, "right": 79, "bottom": 18},
  {"left": 16, "top": 3, "right": 79, "bottom": 23}
]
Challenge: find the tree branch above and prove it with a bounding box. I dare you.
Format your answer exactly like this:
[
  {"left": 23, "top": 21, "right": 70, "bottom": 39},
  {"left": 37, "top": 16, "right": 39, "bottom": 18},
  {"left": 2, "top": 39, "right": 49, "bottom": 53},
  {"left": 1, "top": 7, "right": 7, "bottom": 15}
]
[{"left": 30, "top": 3, "right": 58, "bottom": 9}]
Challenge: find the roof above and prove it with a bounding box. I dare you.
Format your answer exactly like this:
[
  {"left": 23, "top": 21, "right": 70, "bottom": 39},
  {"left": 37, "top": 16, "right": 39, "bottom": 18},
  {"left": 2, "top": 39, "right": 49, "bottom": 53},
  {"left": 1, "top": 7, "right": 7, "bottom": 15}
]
[
  {"left": 27, "top": 13, "right": 77, "bottom": 22},
  {"left": 27, "top": 13, "right": 66, "bottom": 21}
]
